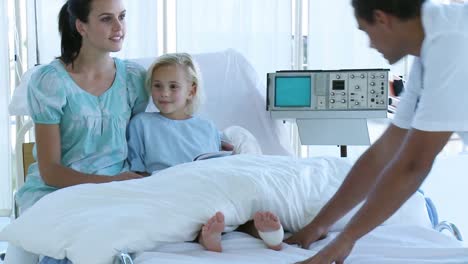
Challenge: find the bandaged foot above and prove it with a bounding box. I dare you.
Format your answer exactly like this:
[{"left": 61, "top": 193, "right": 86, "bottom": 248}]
[
  {"left": 199, "top": 211, "right": 225, "bottom": 252},
  {"left": 254, "top": 211, "right": 283, "bottom": 250}
]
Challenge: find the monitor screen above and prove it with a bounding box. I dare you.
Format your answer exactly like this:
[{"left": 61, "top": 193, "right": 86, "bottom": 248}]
[{"left": 275, "top": 76, "right": 311, "bottom": 107}]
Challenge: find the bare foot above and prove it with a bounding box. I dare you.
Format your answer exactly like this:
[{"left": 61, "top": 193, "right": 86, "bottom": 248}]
[
  {"left": 254, "top": 211, "right": 283, "bottom": 251},
  {"left": 198, "top": 211, "right": 225, "bottom": 252}
]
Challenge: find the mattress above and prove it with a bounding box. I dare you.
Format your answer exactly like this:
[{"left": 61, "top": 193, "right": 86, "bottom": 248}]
[{"left": 133, "top": 225, "right": 468, "bottom": 264}]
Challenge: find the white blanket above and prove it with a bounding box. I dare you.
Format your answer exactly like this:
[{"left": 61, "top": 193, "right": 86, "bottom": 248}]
[{"left": 0, "top": 155, "right": 430, "bottom": 264}]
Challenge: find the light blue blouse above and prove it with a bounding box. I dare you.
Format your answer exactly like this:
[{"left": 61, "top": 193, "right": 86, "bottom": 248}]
[
  {"left": 127, "top": 112, "right": 221, "bottom": 174},
  {"left": 16, "top": 58, "right": 149, "bottom": 210}
]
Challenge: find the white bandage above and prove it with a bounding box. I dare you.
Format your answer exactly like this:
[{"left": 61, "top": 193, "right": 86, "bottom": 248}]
[{"left": 258, "top": 225, "right": 284, "bottom": 247}]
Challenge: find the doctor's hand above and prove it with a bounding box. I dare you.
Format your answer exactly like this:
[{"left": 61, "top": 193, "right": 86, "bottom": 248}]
[
  {"left": 284, "top": 223, "right": 328, "bottom": 249},
  {"left": 294, "top": 234, "right": 355, "bottom": 264}
]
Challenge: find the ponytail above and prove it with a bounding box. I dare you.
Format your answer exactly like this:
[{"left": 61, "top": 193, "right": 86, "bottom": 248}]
[
  {"left": 57, "top": 1, "right": 92, "bottom": 65},
  {"left": 58, "top": 2, "right": 81, "bottom": 65}
]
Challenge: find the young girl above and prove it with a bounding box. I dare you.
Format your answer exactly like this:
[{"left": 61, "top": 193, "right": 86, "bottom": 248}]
[
  {"left": 127, "top": 52, "right": 221, "bottom": 175},
  {"left": 127, "top": 53, "right": 284, "bottom": 252}
]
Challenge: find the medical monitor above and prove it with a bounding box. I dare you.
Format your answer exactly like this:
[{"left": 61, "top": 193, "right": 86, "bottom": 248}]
[
  {"left": 267, "top": 69, "right": 390, "bottom": 113},
  {"left": 274, "top": 76, "right": 311, "bottom": 107},
  {"left": 266, "top": 69, "right": 390, "bottom": 146}
]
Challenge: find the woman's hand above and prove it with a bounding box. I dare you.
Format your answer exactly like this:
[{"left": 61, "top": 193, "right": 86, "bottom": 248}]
[
  {"left": 285, "top": 223, "right": 328, "bottom": 249},
  {"left": 294, "top": 234, "right": 355, "bottom": 264},
  {"left": 114, "top": 171, "right": 144, "bottom": 181}
]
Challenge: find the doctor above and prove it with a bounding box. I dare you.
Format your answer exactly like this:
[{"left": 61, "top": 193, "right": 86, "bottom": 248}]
[{"left": 286, "top": 0, "right": 468, "bottom": 263}]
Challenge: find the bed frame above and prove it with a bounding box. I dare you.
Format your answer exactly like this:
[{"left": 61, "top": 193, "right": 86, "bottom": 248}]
[{"left": 116, "top": 253, "right": 134, "bottom": 264}]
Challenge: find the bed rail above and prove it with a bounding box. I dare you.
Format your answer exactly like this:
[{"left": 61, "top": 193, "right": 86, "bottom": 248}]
[{"left": 116, "top": 252, "right": 134, "bottom": 264}]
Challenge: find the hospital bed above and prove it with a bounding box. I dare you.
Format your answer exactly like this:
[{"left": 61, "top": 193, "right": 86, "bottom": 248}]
[{"left": 3, "top": 49, "right": 467, "bottom": 264}]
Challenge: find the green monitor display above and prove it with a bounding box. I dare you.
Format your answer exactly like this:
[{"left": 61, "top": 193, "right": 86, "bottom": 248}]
[{"left": 275, "top": 76, "right": 311, "bottom": 107}]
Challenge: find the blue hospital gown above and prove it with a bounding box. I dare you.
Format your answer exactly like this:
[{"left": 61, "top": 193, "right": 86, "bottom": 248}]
[
  {"left": 127, "top": 112, "right": 222, "bottom": 174},
  {"left": 15, "top": 58, "right": 149, "bottom": 210}
]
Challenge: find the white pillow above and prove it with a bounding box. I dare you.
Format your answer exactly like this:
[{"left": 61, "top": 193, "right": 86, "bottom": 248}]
[
  {"left": 8, "top": 65, "right": 45, "bottom": 116},
  {"left": 222, "top": 126, "right": 262, "bottom": 155}
]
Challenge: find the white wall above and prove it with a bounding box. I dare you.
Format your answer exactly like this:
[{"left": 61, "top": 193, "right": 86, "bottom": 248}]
[
  {"left": 307, "top": 0, "right": 410, "bottom": 77},
  {"left": 29, "top": 0, "right": 64, "bottom": 65},
  {"left": 0, "top": 0, "right": 12, "bottom": 216},
  {"left": 29, "top": 0, "right": 160, "bottom": 65},
  {"left": 176, "top": 0, "right": 292, "bottom": 81}
]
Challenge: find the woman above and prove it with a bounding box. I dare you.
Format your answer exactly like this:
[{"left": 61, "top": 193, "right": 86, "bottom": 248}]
[{"left": 5, "top": 0, "right": 148, "bottom": 263}]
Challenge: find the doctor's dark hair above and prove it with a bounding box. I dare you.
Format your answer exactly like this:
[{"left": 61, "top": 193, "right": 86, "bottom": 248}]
[
  {"left": 351, "top": 0, "right": 426, "bottom": 23},
  {"left": 58, "top": 0, "right": 93, "bottom": 65}
]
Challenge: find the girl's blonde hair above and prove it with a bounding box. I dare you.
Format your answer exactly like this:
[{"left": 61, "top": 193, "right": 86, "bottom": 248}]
[{"left": 146, "top": 53, "right": 204, "bottom": 115}]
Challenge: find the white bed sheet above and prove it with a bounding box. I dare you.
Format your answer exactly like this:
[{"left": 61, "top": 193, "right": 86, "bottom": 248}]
[{"left": 133, "top": 225, "right": 468, "bottom": 264}]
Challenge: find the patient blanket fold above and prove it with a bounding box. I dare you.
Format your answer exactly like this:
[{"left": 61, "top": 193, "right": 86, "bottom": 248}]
[{"left": 0, "top": 155, "right": 351, "bottom": 264}]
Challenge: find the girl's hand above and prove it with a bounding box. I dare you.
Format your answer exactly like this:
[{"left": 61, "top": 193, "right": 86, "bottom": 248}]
[{"left": 221, "top": 141, "right": 235, "bottom": 151}]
